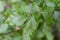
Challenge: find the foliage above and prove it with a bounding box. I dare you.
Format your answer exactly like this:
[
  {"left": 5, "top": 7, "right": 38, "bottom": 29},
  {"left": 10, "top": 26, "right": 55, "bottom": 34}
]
[{"left": 0, "top": 0, "right": 60, "bottom": 40}]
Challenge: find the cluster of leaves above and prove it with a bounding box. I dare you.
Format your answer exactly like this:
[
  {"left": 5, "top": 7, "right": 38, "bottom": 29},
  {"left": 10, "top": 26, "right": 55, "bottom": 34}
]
[{"left": 0, "top": 0, "right": 60, "bottom": 40}]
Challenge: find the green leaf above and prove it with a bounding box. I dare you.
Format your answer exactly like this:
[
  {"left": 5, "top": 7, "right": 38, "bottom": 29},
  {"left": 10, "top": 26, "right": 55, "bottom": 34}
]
[
  {"left": 6, "top": 15, "right": 27, "bottom": 26},
  {"left": 53, "top": 11, "right": 60, "bottom": 31},
  {"left": 20, "top": 4, "right": 32, "bottom": 13},
  {"left": 45, "top": 0, "right": 55, "bottom": 8},
  {"left": 0, "top": 1, "right": 5, "bottom": 12},
  {"left": 53, "top": 11, "right": 60, "bottom": 22},
  {"left": 0, "top": 24, "right": 8, "bottom": 33},
  {"left": 46, "top": 32, "right": 54, "bottom": 40},
  {"left": 23, "top": 16, "right": 37, "bottom": 40},
  {"left": 41, "top": 10, "right": 54, "bottom": 24},
  {"left": 0, "top": 14, "right": 5, "bottom": 23},
  {"left": 37, "top": 31, "right": 44, "bottom": 38}
]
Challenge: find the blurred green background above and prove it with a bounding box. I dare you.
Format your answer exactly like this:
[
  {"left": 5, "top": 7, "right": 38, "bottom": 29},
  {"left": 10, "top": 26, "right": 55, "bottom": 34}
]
[{"left": 0, "top": 0, "right": 60, "bottom": 40}]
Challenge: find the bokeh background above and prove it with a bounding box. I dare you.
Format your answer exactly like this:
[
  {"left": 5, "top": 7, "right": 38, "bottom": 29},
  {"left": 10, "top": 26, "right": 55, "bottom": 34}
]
[{"left": 0, "top": 0, "right": 60, "bottom": 40}]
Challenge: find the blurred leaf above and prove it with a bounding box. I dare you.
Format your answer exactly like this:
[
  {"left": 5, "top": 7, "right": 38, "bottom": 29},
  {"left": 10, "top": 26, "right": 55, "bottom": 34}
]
[
  {"left": 23, "top": 16, "right": 37, "bottom": 40},
  {"left": 0, "top": 1, "right": 5, "bottom": 12},
  {"left": 46, "top": 32, "right": 54, "bottom": 40},
  {"left": 53, "top": 11, "right": 60, "bottom": 22},
  {"left": 53, "top": 11, "right": 60, "bottom": 31},
  {"left": 0, "top": 14, "right": 5, "bottom": 24},
  {"left": 6, "top": 15, "right": 27, "bottom": 26},
  {"left": 0, "top": 24, "right": 8, "bottom": 33}
]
